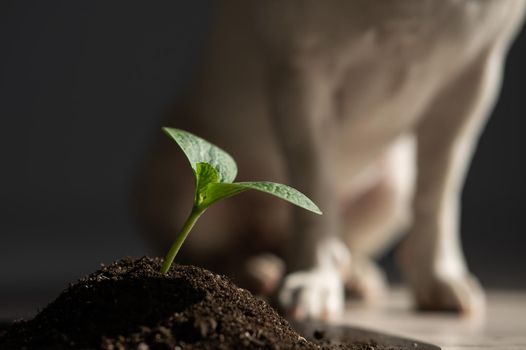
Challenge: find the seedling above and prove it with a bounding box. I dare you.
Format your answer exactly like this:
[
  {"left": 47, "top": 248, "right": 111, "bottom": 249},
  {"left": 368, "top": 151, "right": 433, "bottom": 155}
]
[{"left": 159, "top": 127, "right": 322, "bottom": 274}]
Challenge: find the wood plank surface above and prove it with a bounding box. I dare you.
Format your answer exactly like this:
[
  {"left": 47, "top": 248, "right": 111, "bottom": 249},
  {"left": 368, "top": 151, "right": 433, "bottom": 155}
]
[{"left": 339, "top": 289, "right": 526, "bottom": 350}]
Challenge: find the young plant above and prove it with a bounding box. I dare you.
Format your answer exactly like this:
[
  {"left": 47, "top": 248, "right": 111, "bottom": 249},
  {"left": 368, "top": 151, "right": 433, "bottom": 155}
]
[{"left": 159, "top": 127, "right": 322, "bottom": 274}]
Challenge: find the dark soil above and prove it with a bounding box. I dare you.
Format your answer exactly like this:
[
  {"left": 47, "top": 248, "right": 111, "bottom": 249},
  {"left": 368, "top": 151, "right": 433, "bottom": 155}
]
[{"left": 0, "top": 257, "right": 398, "bottom": 349}]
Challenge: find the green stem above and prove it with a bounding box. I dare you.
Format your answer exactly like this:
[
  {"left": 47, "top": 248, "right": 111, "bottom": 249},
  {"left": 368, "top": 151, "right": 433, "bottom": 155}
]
[{"left": 160, "top": 207, "right": 205, "bottom": 274}]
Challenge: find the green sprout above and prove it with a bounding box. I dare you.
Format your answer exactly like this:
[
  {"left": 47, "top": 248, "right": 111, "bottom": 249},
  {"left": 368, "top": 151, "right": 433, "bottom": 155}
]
[{"left": 159, "top": 127, "right": 322, "bottom": 274}]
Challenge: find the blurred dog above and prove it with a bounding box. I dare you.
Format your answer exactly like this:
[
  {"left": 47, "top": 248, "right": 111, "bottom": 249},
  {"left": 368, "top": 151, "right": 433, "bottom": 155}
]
[{"left": 137, "top": 0, "right": 525, "bottom": 320}]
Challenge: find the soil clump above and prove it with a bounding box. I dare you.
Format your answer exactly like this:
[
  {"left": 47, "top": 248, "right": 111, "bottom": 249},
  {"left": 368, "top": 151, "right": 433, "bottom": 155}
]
[{"left": 0, "top": 257, "right": 397, "bottom": 349}]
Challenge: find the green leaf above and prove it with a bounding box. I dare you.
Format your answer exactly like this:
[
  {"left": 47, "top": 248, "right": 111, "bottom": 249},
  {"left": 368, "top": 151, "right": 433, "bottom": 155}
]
[
  {"left": 200, "top": 182, "right": 249, "bottom": 208},
  {"left": 195, "top": 162, "right": 220, "bottom": 206},
  {"left": 201, "top": 181, "right": 322, "bottom": 214},
  {"left": 163, "top": 127, "right": 237, "bottom": 183},
  {"left": 237, "top": 182, "right": 322, "bottom": 214}
]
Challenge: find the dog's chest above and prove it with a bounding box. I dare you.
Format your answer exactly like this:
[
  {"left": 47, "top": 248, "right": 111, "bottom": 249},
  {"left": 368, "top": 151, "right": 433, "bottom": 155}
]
[{"left": 262, "top": 0, "right": 512, "bottom": 152}]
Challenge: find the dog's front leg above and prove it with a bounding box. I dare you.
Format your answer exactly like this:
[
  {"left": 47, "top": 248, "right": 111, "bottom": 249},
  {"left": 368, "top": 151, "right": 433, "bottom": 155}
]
[
  {"left": 267, "top": 60, "right": 350, "bottom": 320},
  {"left": 397, "top": 47, "right": 509, "bottom": 314}
]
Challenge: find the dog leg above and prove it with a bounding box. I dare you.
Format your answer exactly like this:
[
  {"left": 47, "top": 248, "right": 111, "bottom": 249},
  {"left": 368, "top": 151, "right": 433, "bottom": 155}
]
[
  {"left": 266, "top": 60, "right": 350, "bottom": 320},
  {"left": 344, "top": 135, "right": 416, "bottom": 302},
  {"left": 397, "top": 48, "right": 507, "bottom": 314}
]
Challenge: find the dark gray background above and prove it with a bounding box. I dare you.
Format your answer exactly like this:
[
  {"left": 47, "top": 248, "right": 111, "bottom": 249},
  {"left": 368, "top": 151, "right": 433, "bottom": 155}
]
[{"left": 1, "top": 1, "right": 525, "bottom": 316}]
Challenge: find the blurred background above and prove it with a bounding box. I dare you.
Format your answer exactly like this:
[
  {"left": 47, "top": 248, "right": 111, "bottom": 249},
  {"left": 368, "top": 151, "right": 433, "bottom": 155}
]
[{"left": 1, "top": 1, "right": 525, "bottom": 319}]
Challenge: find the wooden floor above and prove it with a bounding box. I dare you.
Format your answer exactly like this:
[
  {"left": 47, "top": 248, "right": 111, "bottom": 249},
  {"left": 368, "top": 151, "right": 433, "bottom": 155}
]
[{"left": 339, "top": 288, "right": 526, "bottom": 350}]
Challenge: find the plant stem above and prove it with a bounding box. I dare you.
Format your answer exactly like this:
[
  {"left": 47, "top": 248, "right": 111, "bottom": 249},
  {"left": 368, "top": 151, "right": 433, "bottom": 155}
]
[{"left": 160, "top": 207, "right": 205, "bottom": 274}]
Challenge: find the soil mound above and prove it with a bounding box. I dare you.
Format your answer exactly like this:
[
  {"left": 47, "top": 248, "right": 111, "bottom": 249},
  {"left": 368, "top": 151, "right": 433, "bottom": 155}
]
[{"left": 0, "top": 257, "right": 389, "bottom": 349}]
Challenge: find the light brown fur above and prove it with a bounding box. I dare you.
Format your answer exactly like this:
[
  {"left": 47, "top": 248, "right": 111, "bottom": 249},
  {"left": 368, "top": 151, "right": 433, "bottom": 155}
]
[{"left": 138, "top": 0, "right": 525, "bottom": 320}]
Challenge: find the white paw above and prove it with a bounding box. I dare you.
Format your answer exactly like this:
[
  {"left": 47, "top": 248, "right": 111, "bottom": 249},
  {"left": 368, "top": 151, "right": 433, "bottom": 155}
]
[{"left": 278, "top": 267, "right": 345, "bottom": 321}]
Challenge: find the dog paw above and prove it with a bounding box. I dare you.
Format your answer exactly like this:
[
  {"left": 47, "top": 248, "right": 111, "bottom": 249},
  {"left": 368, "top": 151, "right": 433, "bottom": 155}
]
[
  {"left": 397, "top": 233, "right": 485, "bottom": 315},
  {"left": 243, "top": 254, "right": 285, "bottom": 296},
  {"left": 345, "top": 257, "right": 387, "bottom": 303},
  {"left": 278, "top": 267, "right": 344, "bottom": 321},
  {"left": 412, "top": 273, "right": 485, "bottom": 314}
]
